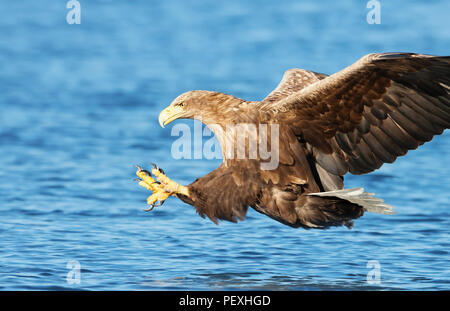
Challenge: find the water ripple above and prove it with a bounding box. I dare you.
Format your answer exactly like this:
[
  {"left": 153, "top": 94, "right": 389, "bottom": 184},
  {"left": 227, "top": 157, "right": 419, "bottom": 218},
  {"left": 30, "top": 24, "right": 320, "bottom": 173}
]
[{"left": 0, "top": 0, "right": 449, "bottom": 291}]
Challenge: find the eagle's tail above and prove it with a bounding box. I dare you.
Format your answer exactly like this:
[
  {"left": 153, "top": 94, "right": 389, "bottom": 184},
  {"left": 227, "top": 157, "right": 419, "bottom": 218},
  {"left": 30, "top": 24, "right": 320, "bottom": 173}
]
[{"left": 308, "top": 188, "right": 395, "bottom": 215}]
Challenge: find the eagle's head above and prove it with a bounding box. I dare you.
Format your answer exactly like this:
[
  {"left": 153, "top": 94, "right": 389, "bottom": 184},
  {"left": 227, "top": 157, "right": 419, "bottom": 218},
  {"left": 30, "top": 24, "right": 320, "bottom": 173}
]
[{"left": 158, "top": 90, "right": 243, "bottom": 128}]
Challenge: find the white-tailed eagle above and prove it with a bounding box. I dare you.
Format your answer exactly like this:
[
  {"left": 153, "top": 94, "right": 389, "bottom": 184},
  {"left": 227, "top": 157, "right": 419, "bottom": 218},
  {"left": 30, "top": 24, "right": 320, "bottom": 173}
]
[{"left": 135, "top": 53, "right": 449, "bottom": 229}]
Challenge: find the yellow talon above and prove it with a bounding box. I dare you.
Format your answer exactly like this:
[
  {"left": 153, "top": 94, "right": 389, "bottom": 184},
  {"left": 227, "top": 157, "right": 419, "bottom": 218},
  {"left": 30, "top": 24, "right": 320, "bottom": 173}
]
[
  {"left": 135, "top": 164, "right": 189, "bottom": 211},
  {"left": 138, "top": 180, "right": 155, "bottom": 191},
  {"left": 135, "top": 165, "right": 174, "bottom": 211},
  {"left": 147, "top": 191, "right": 171, "bottom": 205},
  {"left": 151, "top": 167, "right": 189, "bottom": 196},
  {"left": 136, "top": 169, "right": 157, "bottom": 188}
]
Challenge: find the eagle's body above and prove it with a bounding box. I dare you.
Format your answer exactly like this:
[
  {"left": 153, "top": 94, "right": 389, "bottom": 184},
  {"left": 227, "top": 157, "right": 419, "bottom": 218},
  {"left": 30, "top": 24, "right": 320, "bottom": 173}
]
[{"left": 136, "top": 53, "right": 450, "bottom": 229}]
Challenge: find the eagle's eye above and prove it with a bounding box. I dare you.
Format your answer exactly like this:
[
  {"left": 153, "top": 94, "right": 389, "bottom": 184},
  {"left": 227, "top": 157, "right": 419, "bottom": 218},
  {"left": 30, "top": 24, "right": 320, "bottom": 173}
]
[{"left": 177, "top": 102, "right": 185, "bottom": 107}]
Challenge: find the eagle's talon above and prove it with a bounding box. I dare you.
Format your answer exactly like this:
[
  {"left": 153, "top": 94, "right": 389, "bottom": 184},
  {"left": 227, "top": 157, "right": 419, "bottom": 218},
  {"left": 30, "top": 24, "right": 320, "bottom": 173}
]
[
  {"left": 144, "top": 199, "right": 165, "bottom": 211},
  {"left": 140, "top": 169, "right": 152, "bottom": 176},
  {"left": 135, "top": 165, "right": 152, "bottom": 177},
  {"left": 135, "top": 164, "right": 189, "bottom": 211},
  {"left": 143, "top": 205, "right": 155, "bottom": 212},
  {"left": 150, "top": 162, "right": 165, "bottom": 174}
]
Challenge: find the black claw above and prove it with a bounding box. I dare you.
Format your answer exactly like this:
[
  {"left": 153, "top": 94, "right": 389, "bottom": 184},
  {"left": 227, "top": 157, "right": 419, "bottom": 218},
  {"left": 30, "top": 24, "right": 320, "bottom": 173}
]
[
  {"left": 134, "top": 178, "right": 142, "bottom": 182},
  {"left": 150, "top": 163, "right": 165, "bottom": 174},
  {"left": 143, "top": 200, "right": 165, "bottom": 212},
  {"left": 143, "top": 205, "right": 155, "bottom": 212},
  {"left": 135, "top": 165, "right": 153, "bottom": 176}
]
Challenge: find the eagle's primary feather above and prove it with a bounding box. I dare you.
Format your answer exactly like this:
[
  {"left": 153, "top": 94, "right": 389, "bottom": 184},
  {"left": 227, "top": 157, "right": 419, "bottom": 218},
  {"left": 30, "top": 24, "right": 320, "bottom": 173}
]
[{"left": 141, "top": 53, "right": 449, "bottom": 229}]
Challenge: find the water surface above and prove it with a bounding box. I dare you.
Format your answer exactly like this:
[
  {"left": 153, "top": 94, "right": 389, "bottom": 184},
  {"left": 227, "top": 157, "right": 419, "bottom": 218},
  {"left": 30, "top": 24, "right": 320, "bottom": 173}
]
[{"left": 0, "top": 0, "right": 449, "bottom": 290}]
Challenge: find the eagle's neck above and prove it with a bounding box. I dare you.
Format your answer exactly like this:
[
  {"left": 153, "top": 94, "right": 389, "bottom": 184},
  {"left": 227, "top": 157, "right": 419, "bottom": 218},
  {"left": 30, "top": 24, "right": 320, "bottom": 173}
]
[
  {"left": 195, "top": 92, "right": 261, "bottom": 163},
  {"left": 193, "top": 92, "right": 245, "bottom": 124}
]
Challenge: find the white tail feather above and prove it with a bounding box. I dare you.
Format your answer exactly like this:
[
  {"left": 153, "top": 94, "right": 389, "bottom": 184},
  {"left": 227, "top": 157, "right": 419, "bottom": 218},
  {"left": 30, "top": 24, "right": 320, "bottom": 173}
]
[{"left": 307, "top": 188, "right": 395, "bottom": 215}]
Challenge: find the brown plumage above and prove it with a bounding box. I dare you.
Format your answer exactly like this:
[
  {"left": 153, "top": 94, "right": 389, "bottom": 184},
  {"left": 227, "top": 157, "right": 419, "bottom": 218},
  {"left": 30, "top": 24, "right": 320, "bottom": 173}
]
[{"left": 146, "top": 53, "right": 450, "bottom": 229}]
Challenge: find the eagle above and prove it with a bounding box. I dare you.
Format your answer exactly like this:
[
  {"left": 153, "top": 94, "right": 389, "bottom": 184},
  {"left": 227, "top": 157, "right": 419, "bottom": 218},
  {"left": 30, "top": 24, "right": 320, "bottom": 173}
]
[{"left": 135, "top": 53, "right": 450, "bottom": 229}]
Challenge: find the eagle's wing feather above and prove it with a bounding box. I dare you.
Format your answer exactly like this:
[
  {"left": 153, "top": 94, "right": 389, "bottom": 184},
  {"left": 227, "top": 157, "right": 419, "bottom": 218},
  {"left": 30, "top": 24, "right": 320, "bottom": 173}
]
[
  {"left": 264, "top": 53, "right": 450, "bottom": 175},
  {"left": 261, "top": 69, "right": 328, "bottom": 104}
]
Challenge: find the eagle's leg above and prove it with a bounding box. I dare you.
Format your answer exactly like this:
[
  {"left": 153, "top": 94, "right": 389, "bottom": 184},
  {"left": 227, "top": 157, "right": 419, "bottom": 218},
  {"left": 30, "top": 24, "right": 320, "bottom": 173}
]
[
  {"left": 150, "top": 163, "right": 190, "bottom": 197},
  {"left": 135, "top": 165, "right": 171, "bottom": 211}
]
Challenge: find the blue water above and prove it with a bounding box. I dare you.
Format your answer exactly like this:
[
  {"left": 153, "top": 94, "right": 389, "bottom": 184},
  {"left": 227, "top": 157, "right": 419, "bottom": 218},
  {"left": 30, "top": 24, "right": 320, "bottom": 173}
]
[{"left": 0, "top": 0, "right": 449, "bottom": 290}]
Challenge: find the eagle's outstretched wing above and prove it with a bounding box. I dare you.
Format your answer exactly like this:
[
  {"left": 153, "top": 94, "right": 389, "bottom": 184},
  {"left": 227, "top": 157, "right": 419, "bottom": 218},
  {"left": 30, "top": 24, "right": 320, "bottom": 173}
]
[
  {"left": 261, "top": 69, "right": 328, "bottom": 104},
  {"left": 264, "top": 53, "right": 450, "bottom": 176}
]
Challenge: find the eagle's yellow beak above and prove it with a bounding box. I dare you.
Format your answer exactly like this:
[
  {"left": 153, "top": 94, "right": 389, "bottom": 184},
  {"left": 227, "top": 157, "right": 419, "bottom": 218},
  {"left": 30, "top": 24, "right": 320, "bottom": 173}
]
[{"left": 158, "top": 105, "right": 185, "bottom": 128}]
